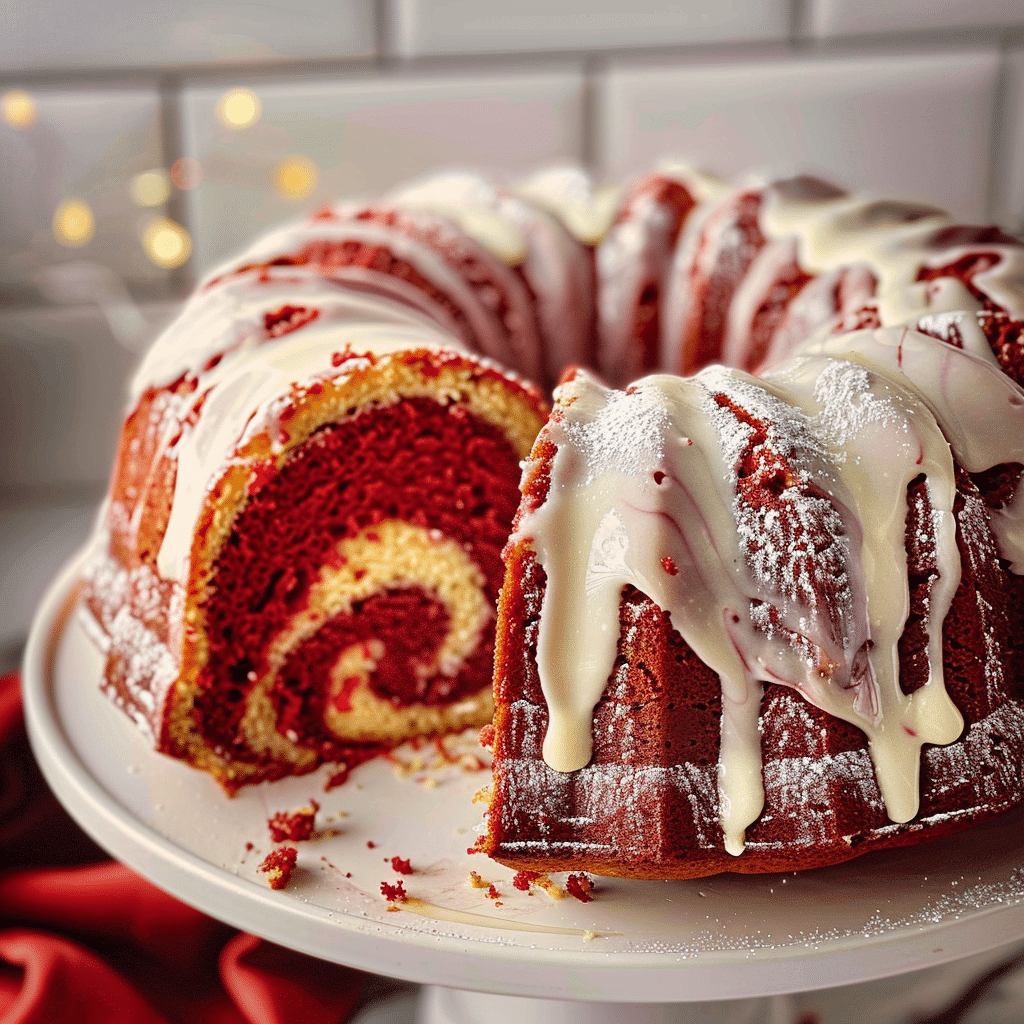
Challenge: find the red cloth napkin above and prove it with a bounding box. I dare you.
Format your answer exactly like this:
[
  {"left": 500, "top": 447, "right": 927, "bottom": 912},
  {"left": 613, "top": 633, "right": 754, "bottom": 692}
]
[{"left": 0, "top": 671, "right": 365, "bottom": 1024}]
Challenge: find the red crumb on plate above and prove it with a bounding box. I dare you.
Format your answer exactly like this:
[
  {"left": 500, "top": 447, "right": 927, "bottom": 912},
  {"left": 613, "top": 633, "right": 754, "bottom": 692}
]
[
  {"left": 512, "top": 870, "right": 541, "bottom": 892},
  {"left": 566, "top": 873, "right": 595, "bottom": 903},
  {"left": 259, "top": 847, "right": 298, "bottom": 890},
  {"left": 389, "top": 856, "right": 413, "bottom": 875},
  {"left": 380, "top": 880, "right": 408, "bottom": 903},
  {"left": 267, "top": 800, "right": 319, "bottom": 842}
]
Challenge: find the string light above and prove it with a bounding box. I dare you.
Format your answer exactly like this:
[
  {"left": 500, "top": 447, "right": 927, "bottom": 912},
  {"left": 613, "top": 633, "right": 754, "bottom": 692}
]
[
  {"left": 142, "top": 217, "right": 192, "bottom": 268},
  {"left": 2, "top": 89, "right": 37, "bottom": 129},
  {"left": 130, "top": 169, "right": 171, "bottom": 207},
  {"left": 216, "top": 87, "right": 261, "bottom": 129},
  {"left": 274, "top": 155, "right": 318, "bottom": 199},
  {"left": 170, "top": 157, "right": 203, "bottom": 190},
  {"left": 53, "top": 199, "right": 95, "bottom": 246}
]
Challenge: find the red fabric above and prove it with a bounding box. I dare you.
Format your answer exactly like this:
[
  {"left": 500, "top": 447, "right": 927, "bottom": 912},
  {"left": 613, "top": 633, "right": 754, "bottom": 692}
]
[{"left": 0, "top": 672, "right": 365, "bottom": 1024}]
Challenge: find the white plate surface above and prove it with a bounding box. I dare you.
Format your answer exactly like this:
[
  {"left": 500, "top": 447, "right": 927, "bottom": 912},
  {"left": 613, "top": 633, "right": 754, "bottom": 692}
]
[{"left": 22, "top": 552, "right": 1024, "bottom": 1003}]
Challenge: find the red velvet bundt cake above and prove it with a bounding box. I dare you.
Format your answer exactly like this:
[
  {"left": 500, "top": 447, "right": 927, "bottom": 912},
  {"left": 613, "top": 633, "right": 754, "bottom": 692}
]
[
  {"left": 482, "top": 321, "right": 1024, "bottom": 878},
  {"left": 83, "top": 161, "right": 1024, "bottom": 835}
]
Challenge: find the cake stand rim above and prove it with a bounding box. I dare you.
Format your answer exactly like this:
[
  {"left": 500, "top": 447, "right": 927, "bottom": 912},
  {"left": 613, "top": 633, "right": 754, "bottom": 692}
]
[{"left": 20, "top": 549, "right": 1024, "bottom": 1004}]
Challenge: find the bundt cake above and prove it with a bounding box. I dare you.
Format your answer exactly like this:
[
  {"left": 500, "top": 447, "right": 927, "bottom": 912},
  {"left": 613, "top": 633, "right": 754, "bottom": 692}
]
[
  {"left": 482, "top": 321, "right": 1024, "bottom": 878},
  {"left": 82, "top": 161, "right": 1024, "bottom": 847}
]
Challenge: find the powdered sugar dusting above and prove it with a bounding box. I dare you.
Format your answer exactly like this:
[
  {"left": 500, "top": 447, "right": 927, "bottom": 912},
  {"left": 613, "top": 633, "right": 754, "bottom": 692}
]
[
  {"left": 813, "top": 358, "right": 907, "bottom": 452},
  {"left": 558, "top": 380, "right": 669, "bottom": 485}
]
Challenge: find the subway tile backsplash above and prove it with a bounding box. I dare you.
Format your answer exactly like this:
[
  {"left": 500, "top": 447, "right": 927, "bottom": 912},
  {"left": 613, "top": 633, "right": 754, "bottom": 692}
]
[
  {"left": 806, "top": 0, "right": 1024, "bottom": 39},
  {"left": 598, "top": 49, "right": 1001, "bottom": 220},
  {"left": 390, "top": 0, "right": 791, "bottom": 56},
  {"left": 1, "top": 0, "right": 1023, "bottom": 513},
  {"left": 180, "top": 68, "right": 586, "bottom": 273},
  {"left": 0, "top": 0, "right": 376, "bottom": 74},
  {"left": 0, "top": 85, "right": 170, "bottom": 297}
]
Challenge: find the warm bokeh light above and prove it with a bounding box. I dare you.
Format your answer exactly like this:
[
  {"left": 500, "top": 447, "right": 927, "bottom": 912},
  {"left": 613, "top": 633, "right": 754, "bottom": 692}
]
[
  {"left": 142, "top": 217, "right": 192, "bottom": 268},
  {"left": 274, "top": 155, "right": 318, "bottom": 199},
  {"left": 216, "top": 87, "right": 261, "bottom": 129},
  {"left": 170, "top": 156, "right": 203, "bottom": 190},
  {"left": 2, "top": 89, "right": 37, "bottom": 129},
  {"left": 52, "top": 199, "right": 95, "bottom": 247},
  {"left": 130, "top": 169, "right": 171, "bottom": 207}
]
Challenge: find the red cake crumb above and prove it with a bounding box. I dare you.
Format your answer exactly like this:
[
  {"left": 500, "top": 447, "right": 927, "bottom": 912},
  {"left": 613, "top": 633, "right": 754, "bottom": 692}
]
[
  {"left": 566, "top": 873, "right": 595, "bottom": 903},
  {"left": 259, "top": 847, "right": 298, "bottom": 890},
  {"left": 661, "top": 556, "right": 679, "bottom": 576},
  {"left": 267, "top": 800, "right": 319, "bottom": 842},
  {"left": 380, "top": 880, "right": 408, "bottom": 903},
  {"left": 478, "top": 723, "right": 495, "bottom": 749},
  {"left": 366, "top": 840, "right": 376, "bottom": 849},
  {"left": 389, "top": 856, "right": 413, "bottom": 875},
  {"left": 512, "top": 870, "right": 541, "bottom": 892},
  {"left": 486, "top": 884, "right": 501, "bottom": 901}
]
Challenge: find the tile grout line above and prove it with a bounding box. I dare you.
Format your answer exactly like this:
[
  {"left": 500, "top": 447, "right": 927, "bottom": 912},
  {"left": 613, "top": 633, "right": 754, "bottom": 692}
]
[{"left": 3, "top": 25, "right": 1024, "bottom": 91}]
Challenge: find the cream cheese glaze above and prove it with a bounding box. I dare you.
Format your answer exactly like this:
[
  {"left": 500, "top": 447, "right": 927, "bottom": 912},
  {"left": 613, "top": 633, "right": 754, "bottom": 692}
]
[
  {"left": 155, "top": 316, "right": 459, "bottom": 584},
  {"left": 515, "top": 326, "right": 1024, "bottom": 855},
  {"left": 758, "top": 185, "right": 1024, "bottom": 325}
]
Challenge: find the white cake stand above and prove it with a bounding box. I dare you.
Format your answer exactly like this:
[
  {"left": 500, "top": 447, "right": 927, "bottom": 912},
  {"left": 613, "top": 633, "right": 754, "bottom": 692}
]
[{"left": 22, "top": 553, "right": 1024, "bottom": 1024}]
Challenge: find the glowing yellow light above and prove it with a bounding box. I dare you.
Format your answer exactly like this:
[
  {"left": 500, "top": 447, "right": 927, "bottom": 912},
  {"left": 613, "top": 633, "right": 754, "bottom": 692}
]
[
  {"left": 130, "top": 169, "right": 171, "bottom": 207},
  {"left": 170, "top": 156, "right": 203, "bottom": 190},
  {"left": 2, "top": 89, "right": 37, "bottom": 129},
  {"left": 274, "top": 155, "right": 318, "bottom": 199},
  {"left": 53, "top": 199, "right": 95, "bottom": 247},
  {"left": 142, "top": 217, "right": 192, "bottom": 268},
  {"left": 216, "top": 87, "right": 261, "bottom": 129}
]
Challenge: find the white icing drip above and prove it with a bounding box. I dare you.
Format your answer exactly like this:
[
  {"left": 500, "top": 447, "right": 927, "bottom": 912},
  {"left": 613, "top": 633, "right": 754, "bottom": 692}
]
[
  {"left": 520, "top": 326, "right": 1024, "bottom": 855},
  {"left": 130, "top": 275, "right": 438, "bottom": 399},
  {"left": 597, "top": 185, "right": 690, "bottom": 384},
  {"left": 390, "top": 171, "right": 527, "bottom": 265},
  {"left": 760, "top": 190, "right": 1024, "bottom": 323},
  {"left": 390, "top": 170, "right": 594, "bottom": 382},
  {"left": 654, "top": 160, "right": 729, "bottom": 204},
  {"left": 156, "top": 319, "right": 455, "bottom": 583},
  {"left": 516, "top": 167, "right": 620, "bottom": 246},
  {"left": 993, "top": 485, "right": 1024, "bottom": 574},
  {"left": 762, "top": 356, "right": 964, "bottom": 824}
]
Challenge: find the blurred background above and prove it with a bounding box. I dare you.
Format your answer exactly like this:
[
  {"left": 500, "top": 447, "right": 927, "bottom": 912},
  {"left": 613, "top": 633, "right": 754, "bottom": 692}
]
[{"left": 2, "top": 0, "right": 1024, "bottom": 662}]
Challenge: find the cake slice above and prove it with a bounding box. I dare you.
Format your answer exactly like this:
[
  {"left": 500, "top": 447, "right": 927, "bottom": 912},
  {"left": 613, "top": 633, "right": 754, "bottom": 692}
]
[{"left": 82, "top": 292, "right": 547, "bottom": 792}]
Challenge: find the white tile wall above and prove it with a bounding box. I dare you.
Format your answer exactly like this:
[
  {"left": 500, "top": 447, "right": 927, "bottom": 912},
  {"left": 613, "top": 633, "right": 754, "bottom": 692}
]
[
  {"left": 808, "top": 0, "right": 1024, "bottom": 39},
  {"left": 179, "top": 69, "right": 586, "bottom": 272},
  {"left": 994, "top": 48, "right": 1024, "bottom": 234},
  {"left": 0, "top": 0, "right": 376, "bottom": 73},
  {"left": 391, "top": 0, "right": 791, "bottom": 56},
  {"left": 598, "top": 49, "right": 1001, "bottom": 220},
  {"left": 3, "top": 0, "right": 1024, "bottom": 647},
  {"left": 0, "top": 302, "right": 178, "bottom": 488},
  {"left": 0, "top": 85, "right": 171, "bottom": 295}
]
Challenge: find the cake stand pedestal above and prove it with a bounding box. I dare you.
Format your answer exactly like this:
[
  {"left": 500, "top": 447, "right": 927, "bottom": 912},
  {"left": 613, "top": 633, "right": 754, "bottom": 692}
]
[
  {"left": 22, "top": 554, "right": 1024, "bottom": 1021},
  {"left": 416, "top": 987, "right": 793, "bottom": 1023}
]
